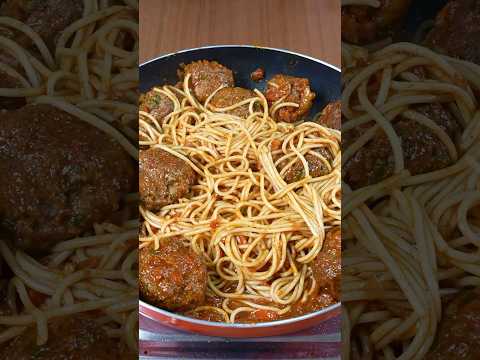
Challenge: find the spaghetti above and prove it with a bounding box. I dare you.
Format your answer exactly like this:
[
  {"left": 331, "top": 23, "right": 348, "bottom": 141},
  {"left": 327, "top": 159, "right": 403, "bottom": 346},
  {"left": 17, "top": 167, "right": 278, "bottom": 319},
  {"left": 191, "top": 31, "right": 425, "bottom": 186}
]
[
  {"left": 342, "top": 38, "right": 480, "bottom": 360},
  {"left": 0, "top": 0, "right": 138, "bottom": 353},
  {"left": 139, "top": 73, "right": 341, "bottom": 323}
]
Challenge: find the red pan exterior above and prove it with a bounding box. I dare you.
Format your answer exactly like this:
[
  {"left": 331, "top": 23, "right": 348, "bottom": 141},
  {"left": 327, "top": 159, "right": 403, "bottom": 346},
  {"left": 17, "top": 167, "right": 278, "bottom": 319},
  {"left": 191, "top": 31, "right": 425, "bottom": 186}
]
[{"left": 140, "top": 300, "right": 341, "bottom": 338}]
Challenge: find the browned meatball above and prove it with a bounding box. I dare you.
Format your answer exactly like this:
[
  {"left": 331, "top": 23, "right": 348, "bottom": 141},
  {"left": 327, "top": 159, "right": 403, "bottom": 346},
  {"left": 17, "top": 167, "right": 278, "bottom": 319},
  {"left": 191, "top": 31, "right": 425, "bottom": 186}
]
[
  {"left": 182, "top": 60, "right": 234, "bottom": 103},
  {"left": 0, "top": 0, "right": 83, "bottom": 50},
  {"left": 316, "top": 100, "right": 341, "bottom": 130},
  {"left": 426, "top": 288, "right": 480, "bottom": 360},
  {"left": 425, "top": 0, "right": 480, "bottom": 65},
  {"left": 139, "top": 148, "right": 196, "bottom": 212},
  {"left": 342, "top": 0, "right": 412, "bottom": 45},
  {"left": 343, "top": 103, "right": 461, "bottom": 189},
  {"left": 282, "top": 148, "right": 333, "bottom": 183},
  {"left": 209, "top": 87, "right": 256, "bottom": 118},
  {"left": 265, "top": 74, "right": 316, "bottom": 123},
  {"left": 0, "top": 104, "right": 135, "bottom": 253},
  {"left": 139, "top": 239, "right": 207, "bottom": 311},
  {"left": 0, "top": 314, "right": 135, "bottom": 360},
  {"left": 139, "top": 89, "right": 174, "bottom": 123},
  {"left": 312, "top": 227, "right": 341, "bottom": 301}
]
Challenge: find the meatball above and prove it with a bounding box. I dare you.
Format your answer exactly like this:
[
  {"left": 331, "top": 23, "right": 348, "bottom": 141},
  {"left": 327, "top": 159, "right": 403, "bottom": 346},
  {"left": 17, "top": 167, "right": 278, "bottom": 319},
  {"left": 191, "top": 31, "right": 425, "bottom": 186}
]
[
  {"left": 139, "top": 148, "right": 196, "bottom": 212},
  {"left": 425, "top": 0, "right": 480, "bottom": 65},
  {"left": 0, "top": 314, "right": 135, "bottom": 360},
  {"left": 209, "top": 87, "right": 256, "bottom": 118},
  {"left": 250, "top": 67, "right": 265, "bottom": 81},
  {"left": 181, "top": 60, "right": 234, "bottom": 103},
  {"left": 265, "top": 74, "right": 316, "bottom": 123},
  {"left": 286, "top": 292, "right": 336, "bottom": 321},
  {"left": 342, "top": 0, "right": 413, "bottom": 45},
  {"left": 0, "top": 70, "right": 26, "bottom": 110},
  {"left": 0, "top": 0, "right": 83, "bottom": 50},
  {"left": 312, "top": 227, "right": 341, "bottom": 301},
  {"left": 139, "top": 239, "right": 207, "bottom": 311},
  {"left": 0, "top": 104, "right": 135, "bottom": 253},
  {"left": 343, "top": 103, "right": 461, "bottom": 189},
  {"left": 139, "top": 89, "right": 174, "bottom": 123},
  {"left": 316, "top": 100, "right": 341, "bottom": 130},
  {"left": 426, "top": 288, "right": 480, "bottom": 360},
  {"left": 282, "top": 148, "right": 333, "bottom": 183}
]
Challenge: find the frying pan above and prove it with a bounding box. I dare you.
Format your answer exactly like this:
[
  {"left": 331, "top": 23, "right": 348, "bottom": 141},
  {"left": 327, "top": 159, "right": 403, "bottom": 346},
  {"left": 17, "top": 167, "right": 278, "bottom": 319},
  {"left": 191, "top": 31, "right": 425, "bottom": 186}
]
[
  {"left": 140, "top": 45, "right": 340, "bottom": 117},
  {"left": 139, "top": 45, "right": 341, "bottom": 337}
]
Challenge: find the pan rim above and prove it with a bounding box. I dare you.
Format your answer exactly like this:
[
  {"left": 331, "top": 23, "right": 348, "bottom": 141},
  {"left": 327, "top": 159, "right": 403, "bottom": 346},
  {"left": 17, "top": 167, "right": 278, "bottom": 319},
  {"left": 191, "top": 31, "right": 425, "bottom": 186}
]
[
  {"left": 140, "top": 44, "right": 341, "bottom": 73},
  {"left": 140, "top": 299, "right": 341, "bottom": 328}
]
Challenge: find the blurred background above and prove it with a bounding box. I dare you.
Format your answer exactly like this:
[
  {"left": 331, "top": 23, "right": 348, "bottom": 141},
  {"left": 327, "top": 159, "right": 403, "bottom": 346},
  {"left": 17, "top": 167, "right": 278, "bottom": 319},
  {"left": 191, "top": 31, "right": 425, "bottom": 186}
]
[{"left": 139, "top": 0, "right": 340, "bottom": 67}]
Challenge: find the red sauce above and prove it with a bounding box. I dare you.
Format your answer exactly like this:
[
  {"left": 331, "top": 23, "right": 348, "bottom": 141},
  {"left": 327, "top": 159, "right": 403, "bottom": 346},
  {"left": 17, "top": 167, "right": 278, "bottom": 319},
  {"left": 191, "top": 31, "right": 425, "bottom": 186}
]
[
  {"left": 189, "top": 291, "right": 336, "bottom": 324},
  {"left": 27, "top": 288, "right": 48, "bottom": 307},
  {"left": 237, "top": 235, "right": 248, "bottom": 245},
  {"left": 250, "top": 68, "right": 265, "bottom": 81},
  {"left": 76, "top": 256, "right": 100, "bottom": 270},
  {"left": 210, "top": 219, "right": 220, "bottom": 230}
]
